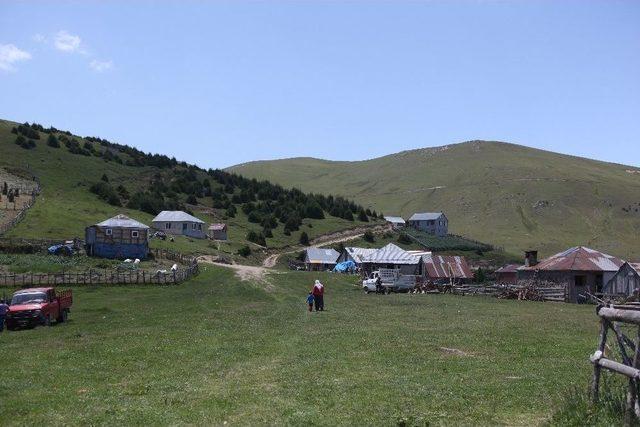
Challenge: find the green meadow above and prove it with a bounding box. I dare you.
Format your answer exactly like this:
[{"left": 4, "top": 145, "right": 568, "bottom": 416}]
[{"left": 0, "top": 266, "right": 604, "bottom": 425}]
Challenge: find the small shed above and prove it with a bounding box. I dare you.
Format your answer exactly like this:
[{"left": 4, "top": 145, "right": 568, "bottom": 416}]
[
  {"left": 85, "top": 214, "right": 149, "bottom": 260},
  {"left": 152, "top": 211, "right": 206, "bottom": 239},
  {"left": 495, "top": 264, "right": 520, "bottom": 284},
  {"left": 304, "top": 247, "right": 340, "bottom": 271},
  {"left": 384, "top": 216, "right": 406, "bottom": 229},
  {"left": 420, "top": 254, "right": 473, "bottom": 284},
  {"left": 208, "top": 223, "right": 228, "bottom": 240},
  {"left": 604, "top": 262, "right": 640, "bottom": 298}
]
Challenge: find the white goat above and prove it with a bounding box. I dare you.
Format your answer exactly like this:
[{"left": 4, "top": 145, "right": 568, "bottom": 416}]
[
  {"left": 171, "top": 264, "right": 178, "bottom": 272},
  {"left": 133, "top": 259, "right": 141, "bottom": 264},
  {"left": 124, "top": 259, "right": 132, "bottom": 263}
]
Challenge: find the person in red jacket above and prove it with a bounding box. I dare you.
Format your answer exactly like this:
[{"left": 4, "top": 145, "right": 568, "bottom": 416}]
[{"left": 312, "top": 280, "right": 324, "bottom": 311}]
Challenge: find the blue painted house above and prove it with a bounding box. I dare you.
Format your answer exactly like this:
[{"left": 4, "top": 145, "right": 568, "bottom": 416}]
[{"left": 85, "top": 214, "right": 150, "bottom": 259}]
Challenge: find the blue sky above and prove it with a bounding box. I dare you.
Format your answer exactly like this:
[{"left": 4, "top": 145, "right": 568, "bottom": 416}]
[{"left": 0, "top": 1, "right": 639, "bottom": 168}]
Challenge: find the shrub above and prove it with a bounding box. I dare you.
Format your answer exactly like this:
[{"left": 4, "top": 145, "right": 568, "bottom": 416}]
[
  {"left": 237, "top": 245, "right": 252, "bottom": 257},
  {"left": 225, "top": 205, "right": 237, "bottom": 218},
  {"left": 299, "top": 231, "right": 310, "bottom": 246},
  {"left": 15, "top": 135, "right": 36, "bottom": 149},
  {"left": 186, "top": 194, "right": 198, "bottom": 205},
  {"left": 246, "top": 230, "right": 266, "bottom": 246},
  {"left": 47, "top": 134, "right": 60, "bottom": 148},
  {"left": 397, "top": 233, "right": 412, "bottom": 245},
  {"left": 89, "top": 182, "right": 121, "bottom": 206},
  {"left": 101, "top": 174, "right": 109, "bottom": 182},
  {"left": 363, "top": 231, "right": 375, "bottom": 243},
  {"left": 358, "top": 209, "right": 369, "bottom": 222}
]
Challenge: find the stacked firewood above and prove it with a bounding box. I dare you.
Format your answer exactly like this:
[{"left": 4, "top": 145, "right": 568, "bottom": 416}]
[{"left": 497, "top": 284, "right": 545, "bottom": 301}]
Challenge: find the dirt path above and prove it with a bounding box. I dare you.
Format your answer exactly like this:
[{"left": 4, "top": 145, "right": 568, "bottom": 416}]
[{"left": 198, "top": 255, "right": 271, "bottom": 283}]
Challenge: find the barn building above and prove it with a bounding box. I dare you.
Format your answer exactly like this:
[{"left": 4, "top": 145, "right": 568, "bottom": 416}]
[
  {"left": 85, "top": 214, "right": 150, "bottom": 260},
  {"left": 152, "top": 211, "right": 206, "bottom": 239},
  {"left": 384, "top": 216, "right": 406, "bottom": 229},
  {"left": 420, "top": 254, "right": 473, "bottom": 284},
  {"left": 407, "top": 212, "right": 448, "bottom": 236},
  {"left": 304, "top": 247, "right": 340, "bottom": 271},
  {"left": 517, "top": 246, "right": 625, "bottom": 303},
  {"left": 603, "top": 262, "right": 640, "bottom": 298},
  {"left": 495, "top": 264, "right": 520, "bottom": 284},
  {"left": 208, "top": 223, "right": 228, "bottom": 241},
  {"left": 360, "top": 243, "right": 421, "bottom": 275}
]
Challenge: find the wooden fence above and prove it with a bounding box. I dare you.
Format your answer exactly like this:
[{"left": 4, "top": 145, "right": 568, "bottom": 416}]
[
  {"left": 0, "top": 249, "right": 199, "bottom": 287},
  {"left": 0, "top": 189, "right": 39, "bottom": 236},
  {"left": 451, "top": 282, "right": 567, "bottom": 302},
  {"left": 590, "top": 304, "right": 640, "bottom": 424}
]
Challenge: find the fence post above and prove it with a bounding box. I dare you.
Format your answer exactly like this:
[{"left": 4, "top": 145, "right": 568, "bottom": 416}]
[{"left": 591, "top": 318, "right": 610, "bottom": 403}]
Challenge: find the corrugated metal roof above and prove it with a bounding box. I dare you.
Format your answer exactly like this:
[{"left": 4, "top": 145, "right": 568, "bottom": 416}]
[
  {"left": 152, "top": 211, "right": 205, "bottom": 224},
  {"left": 629, "top": 263, "right": 640, "bottom": 274},
  {"left": 518, "top": 246, "right": 624, "bottom": 272},
  {"left": 409, "top": 212, "right": 444, "bottom": 221},
  {"left": 421, "top": 254, "right": 473, "bottom": 279},
  {"left": 306, "top": 247, "right": 340, "bottom": 264},
  {"left": 208, "top": 223, "right": 227, "bottom": 231},
  {"left": 495, "top": 264, "right": 521, "bottom": 274},
  {"left": 344, "top": 247, "right": 379, "bottom": 263},
  {"left": 406, "top": 250, "right": 433, "bottom": 257},
  {"left": 96, "top": 214, "right": 149, "bottom": 229},
  {"left": 363, "top": 243, "right": 420, "bottom": 265},
  {"left": 384, "top": 216, "right": 406, "bottom": 224}
]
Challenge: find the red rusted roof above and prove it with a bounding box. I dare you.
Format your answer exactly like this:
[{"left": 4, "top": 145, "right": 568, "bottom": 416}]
[
  {"left": 495, "top": 264, "right": 521, "bottom": 274},
  {"left": 519, "top": 246, "right": 624, "bottom": 272},
  {"left": 629, "top": 263, "right": 640, "bottom": 274},
  {"left": 421, "top": 255, "right": 473, "bottom": 279}
]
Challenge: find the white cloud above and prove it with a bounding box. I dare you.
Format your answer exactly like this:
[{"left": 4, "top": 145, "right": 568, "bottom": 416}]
[
  {"left": 32, "top": 33, "right": 46, "bottom": 43},
  {"left": 54, "top": 30, "right": 84, "bottom": 53},
  {"left": 0, "top": 44, "right": 32, "bottom": 72},
  {"left": 89, "top": 59, "right": 113, "bottom": 72}
]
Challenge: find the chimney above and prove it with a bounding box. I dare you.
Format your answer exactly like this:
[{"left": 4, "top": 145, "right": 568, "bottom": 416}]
[{"left": 525, "top": 250, "right": 538, "bottom": 267}]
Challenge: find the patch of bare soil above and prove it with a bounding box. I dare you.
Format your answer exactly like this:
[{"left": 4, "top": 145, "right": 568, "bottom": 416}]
[
  {"left": 198, "top": 256, "right": 274, "bottom": 290},
  {"left": 439, "top": 347, "right": 471, "bottom": 357}
]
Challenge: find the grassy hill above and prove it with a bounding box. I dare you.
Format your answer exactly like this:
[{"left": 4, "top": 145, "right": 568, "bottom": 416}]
[
  {"left": 229, "top": 141, "right": 640, "bottom": 259},
  {"left": 0, "top": 119, "right": 378, "bottom": 261}
]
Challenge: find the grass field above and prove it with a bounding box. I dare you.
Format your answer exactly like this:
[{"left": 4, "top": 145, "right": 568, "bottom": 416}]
[
  {"left": 229, "top": 140, "right": 640, "bottom": 260},
  {"left": 0, "top": 266, "right": 603, "bottom": 425}
]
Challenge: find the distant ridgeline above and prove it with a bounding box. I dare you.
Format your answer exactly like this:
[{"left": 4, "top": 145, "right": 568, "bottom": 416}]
[{"left": 10, "top": 122, "right": 382, "bottom": 240}]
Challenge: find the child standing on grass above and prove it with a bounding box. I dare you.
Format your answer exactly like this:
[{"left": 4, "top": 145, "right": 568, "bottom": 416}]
[{"left": 306, "top": 292, "right": 314, "bottom": 312}]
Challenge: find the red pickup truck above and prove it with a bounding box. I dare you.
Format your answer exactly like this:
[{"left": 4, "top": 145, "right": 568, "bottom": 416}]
[{"left": 5, "top": 287, "right": 73, "bottom": 330}]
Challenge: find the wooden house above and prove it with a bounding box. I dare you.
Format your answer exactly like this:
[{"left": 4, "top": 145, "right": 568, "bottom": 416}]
[
  {"left": 517, "top": 246, "right": 625, "bottom": 303},
  {"left": 85, "top": 214, "right": 150, "bottom": 259},
  {"left": 407, "top": 212, "right": 448, "bottom": 236},
  {"left": 360, "top": 243, "right": 421, "bottom": 275},
  {"left": 603, "top": 262, "right": 640, "bottom": 298},
  {"left": 495, "top": 264, "right": 520, "bottom": 284},
  {"left": 208, "top": 223, "right": 228, "bottom": 240},
  {"left": 384, "top": 216, "right": 406, "bottom": 229}
]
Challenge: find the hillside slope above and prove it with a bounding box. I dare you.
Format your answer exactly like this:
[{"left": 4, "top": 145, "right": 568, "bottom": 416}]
[
  {"left": 229, "top": 141, "right": 640, "bottom": 259},
  {"left": 0, "top": 119, "right": 378, "bottom": 260}
]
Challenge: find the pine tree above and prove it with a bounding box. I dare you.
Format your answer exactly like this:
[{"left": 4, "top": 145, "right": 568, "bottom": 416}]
[{"left": 299, "top": 231, "right": 310, "bottom": 246}]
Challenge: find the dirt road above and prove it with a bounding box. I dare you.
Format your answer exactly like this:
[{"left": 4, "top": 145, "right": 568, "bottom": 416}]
[{"left": 197, "top": 255, "right": 270, "bottom": 283}]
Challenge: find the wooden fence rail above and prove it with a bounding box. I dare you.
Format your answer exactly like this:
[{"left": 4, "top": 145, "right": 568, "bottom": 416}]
[
  {"left": 590, "top": 304, "right": 640, "bottom": 425},
  {"left": 0, "top": 186, "right": 40, "bottom": 236},
  {"left": 0, "top": 249, "right": 199, "bottom": 287}
]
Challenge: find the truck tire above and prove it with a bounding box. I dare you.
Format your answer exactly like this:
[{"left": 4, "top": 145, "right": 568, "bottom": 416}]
[
  {"left": 61, "top": 310, "right": 68, "bottom": 323},
  {"left": 44, "top": 315, "right": 51, "bottom": 327}
]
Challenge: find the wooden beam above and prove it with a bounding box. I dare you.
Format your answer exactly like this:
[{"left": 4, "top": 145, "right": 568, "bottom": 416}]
[{"left": 599, "top": 307, "right": 640, "bottom": 326}]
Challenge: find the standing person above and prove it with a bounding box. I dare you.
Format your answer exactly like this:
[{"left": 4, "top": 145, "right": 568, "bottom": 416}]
[
  {"left": 306, "top": 292, "right": 314, "bottom": 312},
  {"left": 312, "top": 280, "right": 324, "bottom": 311},
  {"left": 0, "top": 299, "right": 9, "bottom": 333}
]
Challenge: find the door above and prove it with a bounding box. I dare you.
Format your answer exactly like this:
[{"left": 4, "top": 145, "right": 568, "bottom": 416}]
[{"left": 574, "top": 275, "right": 587, "bottom": 303}]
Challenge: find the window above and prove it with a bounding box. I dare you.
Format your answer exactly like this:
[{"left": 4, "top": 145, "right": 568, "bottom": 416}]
[
  {"left": 165, "top": 223, "right": 171, "bottom": 230},
  {"left": 105, "top": 228, "right": 112, "bottom": 236},
  {"left": 198, "top": 224, "right": 202, "bottom": 230},
  {"left": 192, "top": 223, "right": 197, "bottom": 230},
  {"left": 131, "top": 230, "right": 139, "bottom": 238},
  {"left": 182, "top": 223, "right": 187, "bottom": 230}
]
